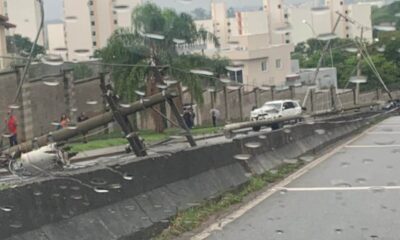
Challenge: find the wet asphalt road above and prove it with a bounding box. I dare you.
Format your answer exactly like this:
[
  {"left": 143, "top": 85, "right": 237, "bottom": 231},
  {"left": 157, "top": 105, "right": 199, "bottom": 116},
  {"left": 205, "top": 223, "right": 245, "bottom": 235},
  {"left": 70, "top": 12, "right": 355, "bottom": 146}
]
[{"left": 202, "top": 116, "right": 400, "bottom": 240}]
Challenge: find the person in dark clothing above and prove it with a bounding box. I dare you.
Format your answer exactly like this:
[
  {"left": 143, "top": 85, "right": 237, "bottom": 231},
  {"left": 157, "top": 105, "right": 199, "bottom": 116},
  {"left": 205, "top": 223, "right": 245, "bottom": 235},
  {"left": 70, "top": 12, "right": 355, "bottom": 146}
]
[
  {"left": 210, "top": 108, "right": 220, "bottom": 127},
  {"left": 77, "top": 112, "right": 89, "bottom": 123},
  {"left": 183, "top": 109, "right": 192, "bottom": 129},
  {"left": 77, "top": 112, "right": 89, "bottom": 143},
  {"left": 211, "top": 110, "right": 217, "bottom": 127}
]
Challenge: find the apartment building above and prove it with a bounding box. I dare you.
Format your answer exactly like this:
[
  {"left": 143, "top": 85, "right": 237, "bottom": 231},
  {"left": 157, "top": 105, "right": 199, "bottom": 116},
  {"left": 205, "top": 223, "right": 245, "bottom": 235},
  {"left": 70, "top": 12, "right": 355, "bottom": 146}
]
[
  {"left": 263, "top": 0, "right": 291, "bottom": 45},
  {"left": 4, "top": 0, "right": 44, "bottom": 45},
  {"left": 63, "top": 0, "right": 142, "bottom": 61},
  {"left": 195, "top": 1, "right": 295, "bottom": 88},
  {"left": 220, "top": 33, "right": 294, "bottom": 88}
]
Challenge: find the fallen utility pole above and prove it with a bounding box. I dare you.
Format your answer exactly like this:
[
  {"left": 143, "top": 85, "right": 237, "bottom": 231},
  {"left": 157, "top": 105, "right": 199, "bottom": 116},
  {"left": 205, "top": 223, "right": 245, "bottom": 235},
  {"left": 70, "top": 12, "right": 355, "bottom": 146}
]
[
  {"left": 224, "top": 102, "right": 379, "bottom": 138},
  {"left": 224, "top": 115, "right": 303, "bottom": 138},
  {"left": 4, "top": 89, "right": 180, "bottom": 155},
  {"left": 100, "top": 82, "right": 147, "bottom": 157}
]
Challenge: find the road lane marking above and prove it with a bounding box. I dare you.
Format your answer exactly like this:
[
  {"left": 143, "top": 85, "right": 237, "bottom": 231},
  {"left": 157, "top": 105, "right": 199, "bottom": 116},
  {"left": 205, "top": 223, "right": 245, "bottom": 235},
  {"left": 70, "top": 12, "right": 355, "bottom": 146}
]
[
  {"left": 346, "top": 145, "right": 400, "bottom": 148},
  {"left": 276, "top": 186, "right": 400, "bottom": 192},
  {"left": 367, "top": 132, "right": 400, "bottom": 134},
  {"left": 190, "top": 121, "right": 377, "bottom": 240}
]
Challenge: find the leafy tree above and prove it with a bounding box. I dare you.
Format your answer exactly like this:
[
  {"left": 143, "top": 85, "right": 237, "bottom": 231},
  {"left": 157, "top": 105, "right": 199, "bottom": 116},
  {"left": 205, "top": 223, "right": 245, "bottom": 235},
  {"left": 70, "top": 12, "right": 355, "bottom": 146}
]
[
  {"left": 73, "top": 63, "right": 94, "bottom": 80},
  {"left": 96, "top": 3, "right": 228, "bottom": 132},
  {"left": 292, "top": 36, "right": 400, "bottom": 90},
  {"left": 6, "top": 34, "right": 45, "bottom": 58},
  {"left": 372, "top": 1, "right": 400, "bottom": 28}
]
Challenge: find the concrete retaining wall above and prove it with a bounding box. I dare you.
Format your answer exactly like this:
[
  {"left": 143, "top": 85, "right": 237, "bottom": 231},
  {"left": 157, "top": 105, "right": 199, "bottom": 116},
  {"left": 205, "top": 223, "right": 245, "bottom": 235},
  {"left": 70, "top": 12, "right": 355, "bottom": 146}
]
[{"left": 0, "top": 112, "right": 389, "bottom": 240}]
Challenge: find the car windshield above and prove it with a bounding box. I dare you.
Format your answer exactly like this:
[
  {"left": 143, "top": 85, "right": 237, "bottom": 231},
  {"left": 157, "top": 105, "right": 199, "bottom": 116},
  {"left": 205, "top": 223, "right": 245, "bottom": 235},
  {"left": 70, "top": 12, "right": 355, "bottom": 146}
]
[{"left": 263, "top": 102, "right": 282, "bottom": 110}]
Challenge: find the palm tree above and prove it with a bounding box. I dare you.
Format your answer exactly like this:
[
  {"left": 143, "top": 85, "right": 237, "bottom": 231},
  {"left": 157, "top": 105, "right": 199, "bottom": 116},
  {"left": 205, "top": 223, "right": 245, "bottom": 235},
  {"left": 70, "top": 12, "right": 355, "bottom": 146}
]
[{"left": 97, "top": 3, "right": 229, "bottom": 132}]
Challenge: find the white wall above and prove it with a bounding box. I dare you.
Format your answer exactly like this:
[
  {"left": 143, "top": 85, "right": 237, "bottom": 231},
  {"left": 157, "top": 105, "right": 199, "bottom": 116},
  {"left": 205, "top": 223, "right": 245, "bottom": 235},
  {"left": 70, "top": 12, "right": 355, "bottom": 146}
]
[
  {"left": 299, "top": 67, "right": 337, "bottom": 89},
  {"left": 47, "top": 22, "right": 67, "bottom": 59},
  {"left": 237, "top": 11, "right": 268, "bottom": 36}
]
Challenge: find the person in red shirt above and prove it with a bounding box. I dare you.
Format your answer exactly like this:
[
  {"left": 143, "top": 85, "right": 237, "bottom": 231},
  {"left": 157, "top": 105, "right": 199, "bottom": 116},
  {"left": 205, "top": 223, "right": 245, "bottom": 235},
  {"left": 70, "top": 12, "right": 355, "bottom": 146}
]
[{"left": 7, "top": 110, "right": 17, "bottom": 146}]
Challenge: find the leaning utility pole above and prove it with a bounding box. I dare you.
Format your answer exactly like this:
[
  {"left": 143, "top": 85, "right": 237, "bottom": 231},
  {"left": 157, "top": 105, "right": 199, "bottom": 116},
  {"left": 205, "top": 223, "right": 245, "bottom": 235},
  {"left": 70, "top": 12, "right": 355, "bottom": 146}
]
[{"left": 3, "top": 88, "right": 196, "bottom": 155}]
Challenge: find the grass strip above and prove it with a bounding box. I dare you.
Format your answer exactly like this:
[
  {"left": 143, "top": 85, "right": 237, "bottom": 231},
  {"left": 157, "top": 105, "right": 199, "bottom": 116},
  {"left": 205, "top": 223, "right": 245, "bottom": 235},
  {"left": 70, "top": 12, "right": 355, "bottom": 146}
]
[
  {"left": 154, "top": 161, "right": 304, "bottom": 240},
  {"left": 0, "top": 183, "right": 10, "bottom": 191},
  {"left": 68, "top": 126, "right": 221, "bottom": 153}
]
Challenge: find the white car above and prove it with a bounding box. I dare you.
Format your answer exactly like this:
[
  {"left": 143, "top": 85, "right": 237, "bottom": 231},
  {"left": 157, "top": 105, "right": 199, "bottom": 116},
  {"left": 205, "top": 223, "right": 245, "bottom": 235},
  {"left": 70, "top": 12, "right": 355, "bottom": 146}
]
[{"left": 250, "top": 100, "right": 303, "bottom": 131}]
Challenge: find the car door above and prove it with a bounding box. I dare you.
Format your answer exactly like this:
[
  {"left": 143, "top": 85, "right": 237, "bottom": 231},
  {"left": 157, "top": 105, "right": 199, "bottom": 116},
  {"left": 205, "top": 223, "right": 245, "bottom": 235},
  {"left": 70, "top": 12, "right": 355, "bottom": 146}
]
[
  {"left": 292, "top": 101, "right": 302, "bottom": 116},
  {"left": 282, "top": 101, "right": 296, "bottom": 117}
]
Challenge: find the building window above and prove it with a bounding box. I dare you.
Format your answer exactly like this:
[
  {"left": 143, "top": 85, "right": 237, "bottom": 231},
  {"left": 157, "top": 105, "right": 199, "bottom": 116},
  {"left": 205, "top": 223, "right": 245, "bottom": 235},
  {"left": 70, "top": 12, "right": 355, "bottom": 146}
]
[
  {"left": 93, "top": 41, "right": 97, "bottom": 46},
  {"left": 340, "top": 1, "right": 343, "bottom": 5},
  {"left": 227, "top": 22, "right": 231, "bottom": 26},
  {"left": 88, "top": 0, "right": 93, "bottom": 5},
  {"left": 261, "top": 59, "right": 268, "bottom": 72},
  {"left": 346, "top": 34, "right": 350, "bottom": 38},
  {"left": 114, "top": 20, "right": 118, "bottom": 24},
  {"left": 90, "top": 11, "right": 94, "bottom": 16},
  {"left": 91, "top": 21, "right": 95, "bottom": 26},
  {"left": 286, "top": 39, "right": 290, "bottom": 44},
  {"left": 92, "top": 31, "right": 96, "bottom": 36},
  {"left": 284, "top": 13, "right": 288, "bottom": 18},
  {"left": 278, "top": 4, "right": 281, "bottom": 9},
  {"left": 276, "top": 59, "right": 282, "bottom": 69}
]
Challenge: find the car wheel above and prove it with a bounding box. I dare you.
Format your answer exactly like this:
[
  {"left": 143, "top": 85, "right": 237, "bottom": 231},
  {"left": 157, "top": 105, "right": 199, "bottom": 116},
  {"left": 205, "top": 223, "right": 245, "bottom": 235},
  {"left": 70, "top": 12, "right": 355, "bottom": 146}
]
[
  {"left": 271, "top": 123, "right": 281, "bottom": 130},
  {"left": 252, "top": 126, "right": 261, "bottom": 132}
]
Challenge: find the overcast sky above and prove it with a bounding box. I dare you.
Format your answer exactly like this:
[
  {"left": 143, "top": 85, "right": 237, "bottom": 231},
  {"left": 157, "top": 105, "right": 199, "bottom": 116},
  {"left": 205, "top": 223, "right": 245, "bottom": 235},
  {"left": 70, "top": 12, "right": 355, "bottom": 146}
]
[{"left": 42, "top": 0, "right": 289, "bottom": 21}]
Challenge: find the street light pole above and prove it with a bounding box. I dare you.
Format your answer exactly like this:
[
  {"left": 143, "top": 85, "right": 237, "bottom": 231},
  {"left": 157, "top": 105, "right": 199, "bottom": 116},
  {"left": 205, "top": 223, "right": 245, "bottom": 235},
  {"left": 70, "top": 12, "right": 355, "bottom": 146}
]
[
  {"left": 355, "top": 27, "right": 364, "bottom": 105},
  {"left": 233, "top": 70, "right": 244, "bottom": 121},
  {"left": 254, "top": 87, "right": 259, "bottom": 108},
  {"left": 238, "top": 86, "right": 243, "bottom": 121},
  {"left": 223, "top": 86, "right": 229, "bottom": 122}
]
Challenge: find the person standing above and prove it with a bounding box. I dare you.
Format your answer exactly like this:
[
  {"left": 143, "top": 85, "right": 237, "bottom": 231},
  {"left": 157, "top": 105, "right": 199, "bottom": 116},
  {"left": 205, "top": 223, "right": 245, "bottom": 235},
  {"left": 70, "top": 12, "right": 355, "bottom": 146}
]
[
  {"left": 183, "top": 108, "right": 192, "bottom": 129},
  {"left": 77, "top": 112, "right": 89, "bottom": 143},
  {"left": 77, "top": 112, "right": 89, "bottom": 123},
  {"left": 6, "top": 110, "right": 18, "bottom": 146},
  {"left": 210, "top": 108, "right": 220, "bottom": 127},
  {"left": 59, "top": 114, "right": 70, "bottom": 129}
]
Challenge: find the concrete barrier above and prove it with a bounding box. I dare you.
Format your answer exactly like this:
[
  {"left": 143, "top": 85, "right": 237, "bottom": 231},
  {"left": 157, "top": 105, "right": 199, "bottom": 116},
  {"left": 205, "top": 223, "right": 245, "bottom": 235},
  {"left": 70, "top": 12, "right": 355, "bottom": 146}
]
[{"left": 0, "top": 111, "right": 392, "bottom": 240}]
